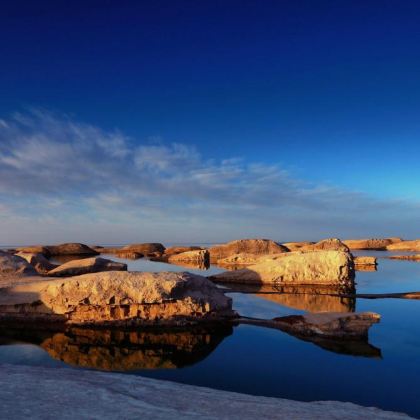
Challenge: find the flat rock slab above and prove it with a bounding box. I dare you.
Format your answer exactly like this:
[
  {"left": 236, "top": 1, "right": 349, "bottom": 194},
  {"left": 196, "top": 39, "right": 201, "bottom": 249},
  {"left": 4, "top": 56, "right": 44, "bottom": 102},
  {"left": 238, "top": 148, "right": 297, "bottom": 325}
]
[
  {"left": 47, "top": 257, "right": 127, "bottom": 277},
  {"left": 0, "top": 364, "right": 411, "bottom": 419},
  {"left": 0, "top": 271, "right": 234, "bottom": 326}
]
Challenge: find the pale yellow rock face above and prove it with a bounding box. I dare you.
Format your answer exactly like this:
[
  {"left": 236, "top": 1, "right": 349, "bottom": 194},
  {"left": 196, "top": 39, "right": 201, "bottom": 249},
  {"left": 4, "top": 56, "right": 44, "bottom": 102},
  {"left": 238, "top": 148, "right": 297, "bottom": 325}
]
[
  {"left": 209, "top": 239, "right": 288, "bottom": 262},
  {"left": 216, "top": 253, "right": 266, "bottom": 266},
  {"left": 354, "top": 256, "right": 377, "bottom": 266},
  {"left": 210, "top": 250, "right": 355, "bottom": 288},
  {"left": 168, "top": 250, "right": 209, "bottom": 263},
  {"left": 0, "top": 271, "right": 234, "bottom": 326},
  {"left": 386, "top": 240, "right": 420, "bottom": 251}
]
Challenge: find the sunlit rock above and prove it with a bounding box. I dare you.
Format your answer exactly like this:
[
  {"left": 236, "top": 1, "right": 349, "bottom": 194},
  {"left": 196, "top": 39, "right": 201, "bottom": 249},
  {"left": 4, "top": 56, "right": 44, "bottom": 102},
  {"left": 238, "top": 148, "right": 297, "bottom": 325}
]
[
  {"left": 386, "top": 240, "right": 420, "bottom": 252},
  {"left": 15, "top": 252, "right": 58, "bottom": 274},
  {"left": 47, "top": 257, "right": 127, "bottom": 277},
  {"left": 168, "top": 250, "right": 209, "bottom": 266},
  {"left": 241, "top": 311, "right": 380, "bottom": 339},
  {"left": 210, "top": 250, "right": 355, "bottom": 288},
  {"left": 209, "top": 239, "right": 288, "bottom": 262},
  {"left": 299, "top": 238, "right": 350, "bottom": 252},
  {"left": 354, "top": 256, "right": 377, "bottom": 271},
  {"left": 388, "top": 254, "right": 420, "bottom": 261},
  {"left": 343, "top": 238, "right": 402, "bottom": 250},
  {"left": 164, "top": 246, "right": 203, "bottom": 256},
  {"left": 281, "top": 241, "right": 315, "bottom": 251},
  {"left": 0, "top": 271, "right": 235, "bottom": 326}
]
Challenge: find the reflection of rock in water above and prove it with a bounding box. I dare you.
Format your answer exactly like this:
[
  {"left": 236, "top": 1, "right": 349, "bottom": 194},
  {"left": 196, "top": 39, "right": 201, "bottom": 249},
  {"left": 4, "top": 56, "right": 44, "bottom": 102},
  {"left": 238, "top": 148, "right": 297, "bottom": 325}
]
[
  {"left": 166, "top": 260, "right": 210, "bottom": 270},
  {"left": 1, "top": 326, "right": 232, "bottom": 371},
  {"left": 301, "top": 335, "right": 382, "bottom": 358},
  {"left": 222, "top": 283, "right": 356, "bottom": 313},
  {"left": 257, "top": 293, "right": 355, "bottom": 313}
]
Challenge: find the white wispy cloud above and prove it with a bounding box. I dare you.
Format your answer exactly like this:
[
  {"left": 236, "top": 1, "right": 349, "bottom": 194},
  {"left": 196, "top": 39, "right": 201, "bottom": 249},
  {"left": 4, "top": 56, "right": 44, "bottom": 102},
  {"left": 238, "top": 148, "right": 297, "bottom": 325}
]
[{"left": 0, "top": 109, "right": 418, "bottom": 245}]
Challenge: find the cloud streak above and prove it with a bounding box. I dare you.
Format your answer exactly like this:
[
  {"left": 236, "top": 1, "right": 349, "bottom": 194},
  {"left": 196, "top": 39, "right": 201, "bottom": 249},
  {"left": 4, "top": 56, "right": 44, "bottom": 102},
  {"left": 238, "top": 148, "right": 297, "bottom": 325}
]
[{"left": 0, "top": 109, "right": 418, "bottom": 245}]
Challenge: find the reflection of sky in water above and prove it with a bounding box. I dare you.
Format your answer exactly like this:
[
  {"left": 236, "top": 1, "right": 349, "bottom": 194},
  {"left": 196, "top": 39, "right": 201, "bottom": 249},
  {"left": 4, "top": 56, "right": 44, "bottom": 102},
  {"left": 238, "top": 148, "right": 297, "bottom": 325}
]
[
  {"left": 0, "top": 344, "right": 66, "bottom": 368},
  {"left": 0, "top": 253, "right": 420, "bottom": 417}
]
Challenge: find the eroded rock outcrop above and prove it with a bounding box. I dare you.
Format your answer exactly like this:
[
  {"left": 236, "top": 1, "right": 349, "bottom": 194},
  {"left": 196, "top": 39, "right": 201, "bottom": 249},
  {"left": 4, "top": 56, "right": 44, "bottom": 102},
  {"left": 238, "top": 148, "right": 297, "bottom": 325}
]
[
  {"left": 168, "top": 250, "right": 209, "bottom": 265},
  {"left": 120, "top": 243, "right": 166, "bottom": 256},
  {"left": 343, "top": 238, "right": 402, "bottom": 250},
  {"left": 209, "top": 239, "right": 288, "bottom": 262},
  {"left": 47, "top": 257, "right": 127, "bottom": 277},
  {"left": 216, "top": 252, "right": 267, "bottom": 266},
  {"left": 281, "top": 241, "right": 315, "bottom": 251},
  {"left": 0, "top": 271, "right": 235, "bottom": 326},
  {"left": 354, "top": 256, "right": 377, "bottom": 271},
  {"left": 0, "top": 251, "right": 37, "bottom": 276},
  {"left": 210, "top": 250, "right": 355, "bottom": 289},
  {"left": 47, "top": 243, "right": 99, "bottom": 256},
  {"left": 15, "top": 252, "right": 58, "bottom": 274},
  {"left": 300, "top": 238, "right": 350, "bottom": 252},
  {"left": 113, "top": 251, "right": 144, "bottom": 259},
  {"left": 164, "top": 246, "right": 203, "bottom": 256},
  {"left": 15, "top": 246, "right": 51, "bottom": 257},
  {"left": 386, "top": 240, "right": 420, "bottom": 252}
]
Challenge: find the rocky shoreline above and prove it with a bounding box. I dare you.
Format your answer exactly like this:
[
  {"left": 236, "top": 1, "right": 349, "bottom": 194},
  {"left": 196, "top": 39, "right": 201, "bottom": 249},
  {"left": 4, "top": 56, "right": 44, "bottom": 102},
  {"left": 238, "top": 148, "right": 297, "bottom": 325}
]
[{"left": 1, "top": 236, "right": 419, "bottom": 417}]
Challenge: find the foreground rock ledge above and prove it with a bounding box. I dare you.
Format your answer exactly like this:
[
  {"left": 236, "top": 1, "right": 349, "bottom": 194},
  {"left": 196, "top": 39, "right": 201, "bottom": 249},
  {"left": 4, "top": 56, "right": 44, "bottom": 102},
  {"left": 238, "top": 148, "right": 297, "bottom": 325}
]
[
  {"left": 0, "top": 271, "right": 235, "bottom": 326},
  {"left": 0, "top": 365, "right": 411, "bottom": 419},
  {"left": 210, "top": 250, "right": 355, "bottom": 288}
]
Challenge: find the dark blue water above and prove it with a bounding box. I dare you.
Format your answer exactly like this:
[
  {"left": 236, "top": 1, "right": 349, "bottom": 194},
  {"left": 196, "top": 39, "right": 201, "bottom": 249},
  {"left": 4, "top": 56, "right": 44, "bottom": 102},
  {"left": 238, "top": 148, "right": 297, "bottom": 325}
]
[{"left": 0, "top": 251, "right": 419, "bottom": 417}]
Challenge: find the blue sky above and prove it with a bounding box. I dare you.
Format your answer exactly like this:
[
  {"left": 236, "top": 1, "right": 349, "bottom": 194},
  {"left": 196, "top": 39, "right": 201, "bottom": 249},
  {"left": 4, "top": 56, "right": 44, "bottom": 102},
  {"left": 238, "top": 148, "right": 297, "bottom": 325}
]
[{"left": 0, "top": 1, "right": 419, "bottom": 244}]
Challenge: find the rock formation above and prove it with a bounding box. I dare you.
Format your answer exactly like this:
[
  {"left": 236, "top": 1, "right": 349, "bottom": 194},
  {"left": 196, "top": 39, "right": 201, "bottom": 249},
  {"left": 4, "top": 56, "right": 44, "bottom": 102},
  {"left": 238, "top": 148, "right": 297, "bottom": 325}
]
[
  {"left": 209, "top": 239, "right": 288, "bottom": 262},
  {"left": 47, "top": 257, "right": 127, "bottom": 277},
  {"left": 0, "top": 365, "right": 409, "bottom": 419},
  {"left": 15, "top": 252, "right": 58, "bottom": 274},
  {"left": 168, "top": 250, "right": 209, "bottom": 265},
  {"left": 343, "top": 238, "right": 402, "bottom": 250},
  {"left": 47, "top": 243, "right": 99, "bottom": 256},
  {"left": 354, "top": 256, "right": 377, "bottom": 271},
  {"left": 281, "top": 241, "right": 315, "bottom": 251},
  {"left": 0, "top": 251, "right": 37, "bottom": 276},
  {"left": 210, "top": 250, "right": 355, "bottom": 289},
  {"left": 299, "top": 238, "right": 350, "bottom": 252},
  {"left": 241, "top": 311, "right": 380, "bottom": 340},
  {"left": 0, "top": 271, "right": 235, "bottom": 326},
  {"left": 120, "top": 243, "right": 166, "bottom": 256},
  {"left": 164, "top": 246, "right": 203, "bottom": 256},
  {"left": 386, "top": 240, "right": 420, "bottom": 252},
  {"left": 113, "top": 251, "right": 144, "bottom": 259},
  {"left": 388, "top": 254, "right": 420, "bottom": 261},
  {"left": 15, "top": 246, "right": 52, "bottom": 257}
]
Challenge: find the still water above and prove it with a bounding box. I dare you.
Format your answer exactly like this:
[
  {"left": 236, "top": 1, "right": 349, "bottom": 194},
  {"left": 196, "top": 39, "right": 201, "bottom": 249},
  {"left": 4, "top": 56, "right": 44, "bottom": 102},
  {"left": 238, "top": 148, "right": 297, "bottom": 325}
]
[{"left": 0, "top": 250, "right": 419, "bottom": 417}]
